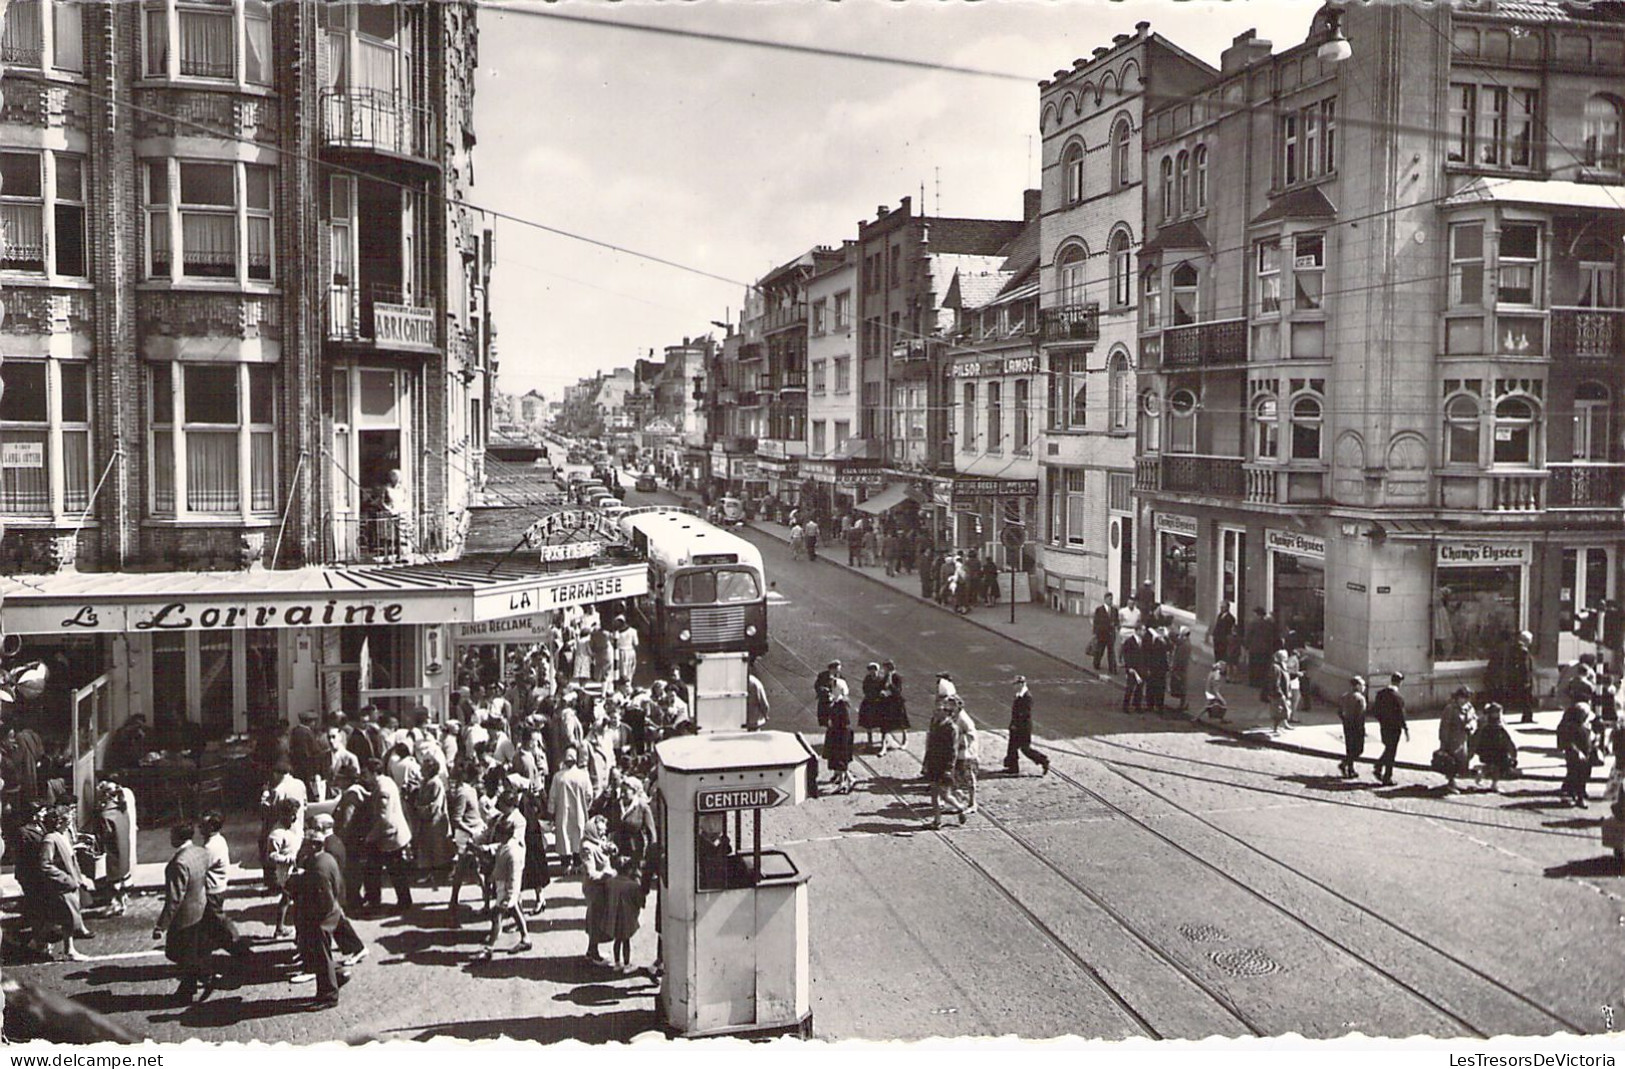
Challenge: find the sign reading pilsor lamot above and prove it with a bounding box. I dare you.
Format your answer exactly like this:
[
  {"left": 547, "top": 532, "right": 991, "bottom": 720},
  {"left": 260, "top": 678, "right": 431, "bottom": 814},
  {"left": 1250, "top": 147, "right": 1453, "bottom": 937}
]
[
  {"left": 373, "top": 303, "right": 438, "bottom": 352},
  {"left": 1437, "top": 541, "right": 1530, "bottom": 566}
]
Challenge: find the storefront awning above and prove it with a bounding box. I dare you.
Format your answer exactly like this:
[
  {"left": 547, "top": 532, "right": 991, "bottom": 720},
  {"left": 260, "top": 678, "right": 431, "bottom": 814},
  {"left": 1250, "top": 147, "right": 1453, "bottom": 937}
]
[
  {"left": 0, "top": 561, "right": 647, "bottom": 636},
  {"left": 856, "top": 482, "right": 911, "bottom": 515},
  {"left": 1444, "top": 177, "right": 1625, "bottom": 212}
]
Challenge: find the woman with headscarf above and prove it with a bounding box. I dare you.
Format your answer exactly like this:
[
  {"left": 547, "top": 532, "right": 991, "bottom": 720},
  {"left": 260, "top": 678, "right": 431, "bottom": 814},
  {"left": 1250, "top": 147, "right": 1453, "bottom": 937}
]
[
  {"left": 879, "top": 660, "right": 910, "bottom": 756},
  {"left": 413, "top": 754, "right": 455, "bottom": 881},
  {"left": 823, "top": 678, "right": 856, "bottom": 795},
  {"left": 858, "top": 663, "right": 885, "bottom": 751},
  {"left": 93, "top": 782, "right": 134, "bottom": 916},
  {"left": 606, "top": 775, "right": 655, "bottom": 973},
  {"left": 549, "top": 747, "right": 593, "bottom": 872},
  {"left": 1471, "top": 703, "right": 1519, "bottom": 792},
  {"left": 580, "top": 813, "right": 617, "bottom": 964},
  {"left": 1437, "top": 686, "right": 1477, "bottom": 794},
  {"left": 1558, "top": 702, "right": 1599, "bottom": 808}
]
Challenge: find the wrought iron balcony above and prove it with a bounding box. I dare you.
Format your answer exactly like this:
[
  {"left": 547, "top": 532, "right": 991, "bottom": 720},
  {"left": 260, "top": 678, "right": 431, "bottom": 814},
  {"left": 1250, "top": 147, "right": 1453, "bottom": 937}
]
[
  {"left": 1551, "top": 308, "right": 1624, "bottom": 363},
  {"left": 1040, "top": 304, "right": 1100, "bottom": 344},
  {"left": 321, "top": 89, "right": 439, "bottom": 163},
  {"left": 1159, "top": 317, "right": 1248, "bottom": 369},
  {"left": 322, "top": 511, "right": 452, "bottom": 565},
  {"left": 1547, "top": 463, "right": 1625, "bottom": 509},
  {"left": 1137, "top": 454, "right": 1245, "bottom": 497},
  {"left": 327, "top": 283, "right": 439, "bottom": 348}
]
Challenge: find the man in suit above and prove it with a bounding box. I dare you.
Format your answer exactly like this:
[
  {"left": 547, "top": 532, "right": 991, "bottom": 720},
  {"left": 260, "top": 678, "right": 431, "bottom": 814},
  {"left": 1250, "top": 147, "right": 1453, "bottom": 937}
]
[
  {"left": 152, "top": 824, "right": 214, "bottom": 1004},
  {"left": 1092, "top": 594, "right": 1119, "bottom": 674},
  {"left": 360, "top": 759, "right": 414, "bottom": 913},
  {"left": 1144, "top": 626, "right": 1173, "bottom": 713},
  {"left": 1002, "top": 677, "right": 1050, "bottom": 776},
  {"left": 288, "top": 710, "right": 330, "bottom": 802},
  {"left": 1121, "top": 625, "right": 1147, "bottom": 714},
  {"left": 285, "top": 839, "right": 350, "bottom": 1008}
]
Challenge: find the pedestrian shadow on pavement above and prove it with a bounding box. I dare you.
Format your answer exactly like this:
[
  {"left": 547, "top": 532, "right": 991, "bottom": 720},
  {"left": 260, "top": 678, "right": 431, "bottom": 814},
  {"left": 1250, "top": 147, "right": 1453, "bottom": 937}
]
[
  {"left": 554, "top": 976, "right": 656, "bottom": 1009},
  {"left": 461, "top": 952, "right": 633, "bottom": 985},
  {"left": 1543, "top": 817, "right": 1604, "bottom": 830},
  {"left": 1543, "top": 855, "right": 1624, "bottom": 879},
  {"left": 1503, "top": 797, "right": 1576, "bottom": 812},
  {"left": 147, "top": 991, "right": 324, "bottom": 1029},
  {"left": 1278, "top": 773, "right": 1379, "bottom": 793},
  {"left": 407, "top": 1007, "right": 657, "bottom": 1043}
]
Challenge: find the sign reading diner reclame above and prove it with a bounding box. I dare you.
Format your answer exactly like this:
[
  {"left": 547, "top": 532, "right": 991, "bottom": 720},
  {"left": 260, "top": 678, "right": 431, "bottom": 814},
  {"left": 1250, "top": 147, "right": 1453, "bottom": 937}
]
[{"left": 3, "top": 565, "right": 648, "bottom": 635}]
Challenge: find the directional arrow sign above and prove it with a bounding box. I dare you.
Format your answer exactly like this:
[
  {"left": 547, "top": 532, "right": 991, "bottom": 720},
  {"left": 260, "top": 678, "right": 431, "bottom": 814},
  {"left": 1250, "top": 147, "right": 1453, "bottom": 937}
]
[{"left": 696, "top": 785, "right": 788, "bottom": 813}]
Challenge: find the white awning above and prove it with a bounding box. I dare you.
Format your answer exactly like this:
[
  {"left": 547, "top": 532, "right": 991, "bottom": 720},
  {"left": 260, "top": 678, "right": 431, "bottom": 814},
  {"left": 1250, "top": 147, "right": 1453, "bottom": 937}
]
[
  {"left": 855, "top": 482, "right": 911, "bottom": 515},
  {"left": 1444, "top": 177, "right": 1625, "bottom": 212}
]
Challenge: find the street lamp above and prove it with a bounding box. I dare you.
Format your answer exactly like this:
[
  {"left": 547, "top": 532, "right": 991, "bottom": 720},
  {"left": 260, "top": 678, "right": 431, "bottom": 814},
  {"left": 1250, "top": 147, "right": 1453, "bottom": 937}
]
[{"left": 1318, "top": 10, "right": 1352, "bottom": 63}]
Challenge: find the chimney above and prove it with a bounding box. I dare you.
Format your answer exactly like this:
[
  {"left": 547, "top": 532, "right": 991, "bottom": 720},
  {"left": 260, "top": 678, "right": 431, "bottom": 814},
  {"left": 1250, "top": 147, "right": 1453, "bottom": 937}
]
[
  {"left": 1023, "top": 189, "right": 1042, "bottom": 222},
  {"left": 876, "top": 204, "right": 890, "bottom": 219},
  {"left": 1221, "top": 29, "right": 1273, "bottom": 75}
]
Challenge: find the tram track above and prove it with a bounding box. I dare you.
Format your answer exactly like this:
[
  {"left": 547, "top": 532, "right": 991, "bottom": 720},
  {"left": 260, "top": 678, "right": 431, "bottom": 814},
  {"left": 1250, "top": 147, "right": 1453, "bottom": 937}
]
[{"left": 761, "top": 607, "right": 1588, "bottom": 1038}]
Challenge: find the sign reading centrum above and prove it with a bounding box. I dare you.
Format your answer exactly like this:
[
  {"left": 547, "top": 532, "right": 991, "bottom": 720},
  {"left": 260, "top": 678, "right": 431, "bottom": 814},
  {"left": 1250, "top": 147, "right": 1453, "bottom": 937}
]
[{"left": 696, "top": 785, "right": 788, "bottom": 812}]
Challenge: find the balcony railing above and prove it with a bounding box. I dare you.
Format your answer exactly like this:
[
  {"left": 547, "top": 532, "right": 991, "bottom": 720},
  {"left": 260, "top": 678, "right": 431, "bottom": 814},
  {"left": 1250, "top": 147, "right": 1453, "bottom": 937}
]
[
  {"left": 1144, "top": 454, "right": 1245, "bottom": 497},
  {"left": 737, "top": 343, "right": 764, "bottom": 362},
  {"left": 762, "top": 303, "right": 807, "bottom": 334},
  {"left": 1160, "top": 318, "right": 1249, "bottom": 369},
  {"left": 321, "top": 89, "right": 439, "bottom": 162},
  {"left": 1134, "top": 457, "right": 1159, "bottom": 491},
  {"left": 1548, "top": 463, "right": 1625, "bottom": 509},
  {"left": 1551, "top": 308, "right": 1624, "bottom": 362},
  {"left": 1244, "top": 465, "right": 1277, "bottom": 505},
  {"left": 1040, "top": 304, "right": 1101, "bottom": 344},
  {"left": 1487, "top": 471, "right": 1545, "bottom": 512},
  {"left": 774, "top": 370, "right": 808, "bottom": 391},
  {"left": 323, "top": 511, "right": 451, "bottom": 565},
  {"left": 328, "top": 283, "right": 439, "bottom": 347}
]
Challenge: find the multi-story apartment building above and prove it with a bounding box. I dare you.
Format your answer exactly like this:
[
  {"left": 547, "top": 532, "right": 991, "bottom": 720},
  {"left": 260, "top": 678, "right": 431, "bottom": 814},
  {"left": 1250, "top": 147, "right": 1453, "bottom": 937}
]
[
  {"left": 0, "top": 1, "right": 519, "bottom": 743},
  {"left": 756, "top": 247, "right": 842, "bottom": 506},
  {"left": 804, "top": 241, "right": 879, "bottom": 516},
  {"left": 855, "top": 197, "right": 1024, "bottom": 537},
  {"left": 1035, "top": 23, "right": 1215, "bottom": 617},
  {"left": 1135, "top": 1, "right": 1625, "bottom": 702},
  {"left": 944, "top": 192, "right": 1043, "bottom": 567}
]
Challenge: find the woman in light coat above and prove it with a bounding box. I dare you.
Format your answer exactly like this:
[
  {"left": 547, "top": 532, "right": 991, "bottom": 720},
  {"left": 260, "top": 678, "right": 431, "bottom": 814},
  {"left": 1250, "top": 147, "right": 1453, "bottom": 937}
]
[
  {"left": 548, "top": 747, "right": 593, "bottom": 871},
  {"left": 1437, "top": 686, "right": 1477, "bottom": 793}
]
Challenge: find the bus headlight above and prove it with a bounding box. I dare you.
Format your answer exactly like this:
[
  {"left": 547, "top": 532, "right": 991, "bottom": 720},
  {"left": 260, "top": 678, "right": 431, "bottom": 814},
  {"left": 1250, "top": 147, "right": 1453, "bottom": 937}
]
[
  {"left": 745, "top": 625, "right": 758, "bottom": 636},
  {"left": 678, "top": 629, "right": 691, "bottom": 642}
]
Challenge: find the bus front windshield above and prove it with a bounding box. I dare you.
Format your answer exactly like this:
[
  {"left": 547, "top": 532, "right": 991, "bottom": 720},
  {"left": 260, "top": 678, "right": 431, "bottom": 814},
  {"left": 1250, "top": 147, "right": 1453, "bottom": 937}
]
[{"left": 671, "top": 567, "right": 761, "bottom": 605}]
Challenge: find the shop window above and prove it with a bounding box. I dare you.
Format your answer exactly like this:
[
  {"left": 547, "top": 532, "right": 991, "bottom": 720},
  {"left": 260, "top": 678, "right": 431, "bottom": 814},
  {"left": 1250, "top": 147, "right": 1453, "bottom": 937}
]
[
  {"left": 1273, "top": 552, "right": 1325, "bottom": 649},
  {"left": 1290, "top": 395, "right": 1323, "bottom": 460},
  {"left": 1572, "top": 382, "right": 1611, "bottom": 462},
  {"left": 1170, "top": 263, "right": 1198, "bottom": 326},
  {"left": 1445, "top": 393, "right": 1481, "bottom": 465},
  {"left": 1492, "top": 396, "right": 1538, "bottom": 466},
  {"left": 1158, "top": 528, "right": 1197, "bottom": 613},
  {"left": 1583, "top": 94, "right": 1623, "bottom": 172},
  {"left": 1254, "top": 396, "right": 1279, "bottom": 459},
  {"left": 1063, "top": 140, "right": 1085, "bottom": 205},
  {"left": 1434, "top": 565, "right": 1520, "bottom": 662},
  {"left": 1168, "top": 388, "right": 1197, "bottom": 454}
]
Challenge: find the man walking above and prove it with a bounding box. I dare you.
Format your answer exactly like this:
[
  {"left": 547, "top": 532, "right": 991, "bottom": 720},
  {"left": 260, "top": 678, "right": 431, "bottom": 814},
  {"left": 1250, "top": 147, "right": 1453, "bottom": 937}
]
[
  {"left": 1092, "top": 593, "right": 1119, "bottom": 674},
  {"left": 1370, "top": 672, "right": 1409, "bottom": 785},
  {"left": 803, "top": 517, "right": 820, "bottom": 562},
  {"left": 847, "top": 516, "right": 865, "bottom": 566},
  {"left": 1336, "top": 676, "right": 1368, "bottom": 779},
  {"left": 1002, "top": 677, "right": 1050, "bottom": 776},
  {"left": 285, "top": 838, "right": 350, "bottom": 1009},
  {"left": 1507, "top": 630, "right": 1537, "bottom": 724},
  {"left": 1144, "top": 626, "right": 1172, "bottom": 713},
  {"left": 1121, "top": 624, "right": 1147, "bottom": 713},
  {"left": 815, "top": 660, "right": 841, "bottom": 727},
  {"left": 360, "top": 759, "right": 414, "bottom": 913},
  {"left": 1246, "top": 607, "right": 1278, "bottom": 690},
  {"left": 153, "top": 824, "right": 214, "bottom": 1005}
]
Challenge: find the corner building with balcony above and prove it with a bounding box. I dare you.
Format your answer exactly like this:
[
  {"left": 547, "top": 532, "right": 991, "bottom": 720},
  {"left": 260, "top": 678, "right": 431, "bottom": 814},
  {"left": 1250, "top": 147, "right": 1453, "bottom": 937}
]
[
  {"left": 0, "top": 1, "right": 499, "bottom": 742},
  {"left": 1134, "top": 2, "right": 1625, "bottom": 703},
  {"left": 1035, "top": 23, "right": 1215, "bottom": 616}
]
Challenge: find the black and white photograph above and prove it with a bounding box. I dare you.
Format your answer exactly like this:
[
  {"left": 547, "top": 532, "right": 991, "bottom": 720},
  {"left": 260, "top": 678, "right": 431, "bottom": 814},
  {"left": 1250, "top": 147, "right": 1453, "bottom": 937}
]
[{"left": 0, "top": 0, "right": 1623, "bottom": 1056}]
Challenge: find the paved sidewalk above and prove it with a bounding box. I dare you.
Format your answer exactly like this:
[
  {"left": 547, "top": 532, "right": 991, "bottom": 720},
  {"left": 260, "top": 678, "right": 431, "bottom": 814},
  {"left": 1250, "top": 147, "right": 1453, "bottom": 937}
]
[{"left": 743, "top": 513, "right": 1573, "bottom": 783}]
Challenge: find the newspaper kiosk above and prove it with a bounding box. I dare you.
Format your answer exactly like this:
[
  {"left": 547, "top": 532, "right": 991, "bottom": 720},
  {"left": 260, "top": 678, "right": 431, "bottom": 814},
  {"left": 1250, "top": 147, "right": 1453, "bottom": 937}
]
[{"left": 655, "top": 730, "right": 815, "bottom": 1037}]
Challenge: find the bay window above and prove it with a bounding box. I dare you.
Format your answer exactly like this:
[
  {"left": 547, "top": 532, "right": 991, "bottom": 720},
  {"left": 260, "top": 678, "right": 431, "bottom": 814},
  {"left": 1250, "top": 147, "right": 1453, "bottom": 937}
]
[
  {"left": 144, "top": 0, "right": 273, "bottom": 86},
  {"left": 1293, "top": 234, "right": 1324, "bottom": 310},
  {"left": 1449, "top": 223, "right": 1484, "bottom": 307},
  {"left": 1256, "top": 239, "right": 1282, "bottom": 316},
  {"left": 145, "top": 158, "right": 275, "bottom": 284},
  {"left": 1, "top": 150, "right": 86, "bottom": 277},
  {"left": 1142, "top": 268, "right": 1161, "bottom": 330},
  {"left": 0, "top": 358, "right": 91, "bottom": 518},
  {"left": 150, "top": 362, "right": 277, "bottom": 517},
  {"left": 1, "top": 0, "right": 84, "bottom": 72},
  {"left": 1496, "top": 223, "right": 1540, "bottom": 306}
]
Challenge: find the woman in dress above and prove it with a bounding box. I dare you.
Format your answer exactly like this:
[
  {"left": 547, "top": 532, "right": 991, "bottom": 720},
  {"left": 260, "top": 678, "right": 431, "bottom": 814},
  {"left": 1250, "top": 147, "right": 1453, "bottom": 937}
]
[
  {"left": 580, "top": 814, "right": 617, "bottom": 964},
  {"left": 1437, "top": 686, "right": 1477, "bottom": 794},
  {"left": 823, "top": 678, "right": 856, "bottom": 795},
  {"left": 413, "top": 754, "right": 455, "bottom": 882},
  {"left": 93, "top": 781, "right": 134, "bottom": 916},
  {"left": 265, "top": 796, "right": 304, "bottom": 938},
  {"left": 479, "top": 796, "right": 531, "bottom": 959},
  {"left": 879, "top": 660, "right": 910, "bottom": 756},
  {"left": 606, "top": 776, "right": 656, "bottom": 973},
  {"left": 34, "top": 806, "right": 93, "bottom": 960},
  {"left": 1472, "top": 703, "right": 1519, "bottom": 792},
  {"left": 857, "top": 663, "right": 886, "bottom": 751}
]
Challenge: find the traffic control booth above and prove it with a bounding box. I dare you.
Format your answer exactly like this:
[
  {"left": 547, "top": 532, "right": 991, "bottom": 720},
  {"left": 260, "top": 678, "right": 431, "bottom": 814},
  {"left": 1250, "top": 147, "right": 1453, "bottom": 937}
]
[{"left": 654, "top": 730, "right": 816, "bottom": 1038}]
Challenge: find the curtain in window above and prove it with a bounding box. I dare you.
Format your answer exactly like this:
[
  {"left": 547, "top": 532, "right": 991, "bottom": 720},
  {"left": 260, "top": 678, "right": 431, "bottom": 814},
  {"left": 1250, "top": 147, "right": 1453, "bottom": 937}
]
[
  {"left": 0, "top": 430, "right": 50, "bottom": 515},
  {"left": 186, "top": 430, "right": 239, "bottom": 511},
  {"left": 2, "top": 0, "right": 43, "bottom": 65},
  {"left": 61, "top": 429, "right": 90, "bottom": 511},
  {"left": 144, "top": 8, "right": 168, "bottom": 76},
  {"left": 247, "top": 216, "right": 272, "bottom": 280},
  {"left": 178, "top": 9, "right": 232, "bottom": 78},
  {"left": 147, "top": 211, "right": 172, "bottom": 277},
  {"left": 1, "top": 203, "right": 45, "bottom": 270},
  {"left": 244, "top": 6, "right": 271, "bottom": 85},
  {"left": 327, "top": 31, "right": 348, "bottom": 90},
  {"left": 153, "top": 430, "right": 175, "bottom": 512},
  {"left": 181, "top": 212, "right": 234, "bottom": 277},
  {"left": 250, "top": 430, "right": 275, "bottom": 511},
  {"left": 52, "top": 1, "right": 83, "bottom": 72}
]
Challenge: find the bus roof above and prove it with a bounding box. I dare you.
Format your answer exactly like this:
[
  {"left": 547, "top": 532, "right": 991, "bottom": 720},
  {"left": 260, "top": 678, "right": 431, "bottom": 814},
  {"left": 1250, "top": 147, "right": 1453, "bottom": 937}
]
[{"left": 620, "top": 508, "right": 765, "bottom": 574}]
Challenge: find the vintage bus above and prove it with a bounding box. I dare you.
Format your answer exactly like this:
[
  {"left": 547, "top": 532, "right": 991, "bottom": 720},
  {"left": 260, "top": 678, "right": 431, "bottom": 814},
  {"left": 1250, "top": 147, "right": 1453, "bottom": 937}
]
[{"left": 620, "top": 507, "right": 769, "bottom": 663}]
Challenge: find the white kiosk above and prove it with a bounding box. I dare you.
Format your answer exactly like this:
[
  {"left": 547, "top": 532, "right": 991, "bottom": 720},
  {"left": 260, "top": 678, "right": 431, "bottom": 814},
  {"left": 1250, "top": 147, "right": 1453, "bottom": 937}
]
[{"left": 655, "top": 730, "right": 815, "bottom": 1038}]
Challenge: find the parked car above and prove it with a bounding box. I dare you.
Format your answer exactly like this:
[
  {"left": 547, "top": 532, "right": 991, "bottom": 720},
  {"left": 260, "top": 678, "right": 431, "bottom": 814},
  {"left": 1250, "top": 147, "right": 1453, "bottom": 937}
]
[
  {"left": 717, "top": 496, "right": 746, "bottom": 526},
  {"left": 635, "top": 473, "right": 657, "bottom": 493}
]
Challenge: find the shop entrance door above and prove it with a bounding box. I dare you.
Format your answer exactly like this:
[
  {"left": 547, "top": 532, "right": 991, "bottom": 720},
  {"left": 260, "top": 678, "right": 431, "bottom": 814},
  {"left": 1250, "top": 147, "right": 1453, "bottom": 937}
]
[{"left": 1560, "top": 546, "right": 1614, "bottom": 665}]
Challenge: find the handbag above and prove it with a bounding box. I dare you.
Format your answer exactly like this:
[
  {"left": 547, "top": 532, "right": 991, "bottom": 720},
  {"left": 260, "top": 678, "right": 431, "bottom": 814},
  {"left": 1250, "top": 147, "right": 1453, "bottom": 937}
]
[{"left": 1430, "top": 749, "right": 1456, "bottom": 775}]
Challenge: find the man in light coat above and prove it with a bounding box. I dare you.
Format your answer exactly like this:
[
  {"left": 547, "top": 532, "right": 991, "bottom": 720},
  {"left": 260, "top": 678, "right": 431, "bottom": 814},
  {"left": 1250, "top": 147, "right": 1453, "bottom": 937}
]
[
  {"left": 548, "top": 747, "right": 593, "bottom": 873},
  {"left": 360, "top": 759, "right": 413, "bottom": 913},
  {"left": 153, "top": 824, "right": 213, "bottom": 1004}
]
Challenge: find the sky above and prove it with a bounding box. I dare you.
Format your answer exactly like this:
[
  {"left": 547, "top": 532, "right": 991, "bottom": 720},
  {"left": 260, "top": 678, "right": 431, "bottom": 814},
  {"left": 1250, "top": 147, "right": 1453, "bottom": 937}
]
[{"left": 475, "top": 0, "right": 1321, "bottom": 398}]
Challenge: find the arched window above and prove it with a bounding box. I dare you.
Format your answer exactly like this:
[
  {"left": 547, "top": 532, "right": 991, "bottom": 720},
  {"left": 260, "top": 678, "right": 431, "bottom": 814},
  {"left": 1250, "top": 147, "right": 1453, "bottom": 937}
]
[
  {"left": 1168, "top": 388, "right": 1197, "bottom": 453},
  {"left": 1444, "top": 393, "right": 1481, "bottom": 465},
  {"left": 1574, "top": 381, "right": 1611, "bottom": 462},
  {"left": 1254, "top": 396, "right": 1279, "bottom": 459},
  {"left": 1176, "top": 151, "right": 1191, "bottom": 216},
  {"left": 1170, "top": 262, "right": 1198, "bottom": 325},
  {"left": 1109, "top": 230, "right": 1132, "bottom": 308},
  {"left": 1057, "top": 244, "right": 1087, "bottom": 309},
  {"left": 1063, "top": 141, "right": 1085, "bottom": 205},
  {"left": 1108, "top": 352, "right": 1131, "bottom": 431},
  {"left": 1194, "top": 145, "right": 1209, "bottom": 209},
  {"left": 1160, "top": 156, "right": 1175, "bottom": 222},
  {"left": 1114, "top": 117, "right": 1133, "bottom": 187},
  {"left": 1584, "top": 94, "right": 1623, "bottom": 172},
  {"left": 1290, "top": 395, "right": 1323, "bottom": 460},
  {"left": 1492, "top": 396, "right": 1538, "bottom": 466},
  {"left": 1139, "top": 389, "right": 1161, "bottom": 453}
]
